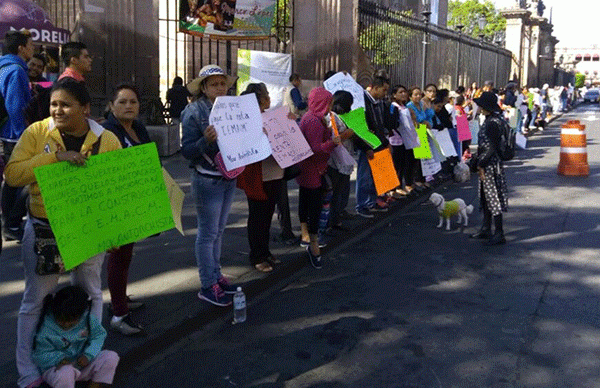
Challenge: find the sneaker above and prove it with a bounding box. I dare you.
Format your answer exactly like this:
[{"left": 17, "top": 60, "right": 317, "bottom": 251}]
[
  {"left": 217, "top": 276, "right": 237, "bottom": 294},
  {"left": 300, "top": 240, "right": 310, "bottom": 248},
  {"left": 198, "top": 284, "right": 232, "bottom": 307},
  {"left": 370, "top": 203, "right": 389, "bottom": 212},
  {"left": 3, "top": 226, "right": 23, "bottom": 242},
  {"left": 356, "top": 208, "right": 374, "bottom": 218},
  {"left": 125, "top": 296, "right": 145, "bottom": 310},
  {"left": 110, "top": 314, "right": 144, "bottom": 336},
  {"left": 306, "top": 246, "right": 322, "bottom": 269}
]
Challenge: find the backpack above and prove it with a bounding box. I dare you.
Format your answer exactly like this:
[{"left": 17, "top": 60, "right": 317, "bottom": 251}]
[{"left": 493, "top": 116, "right": 516, "bottom": 161}]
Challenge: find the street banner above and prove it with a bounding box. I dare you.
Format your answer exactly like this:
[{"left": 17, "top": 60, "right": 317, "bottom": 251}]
[
  {"left": 323, "top": 72, "right": 365, "bottom": 111},
  {"left": 237, "top": 49, "right": 291, "bottom": 108},
  {"left": 412, "top": 124, "right": 432, "bottom": 159},
  {"left": 262, "top": 106, "right": 313, "bottom": 168},
  {"left": 516, "top": 131, "right": 527, "bottom": 149},
  {"left": 34, "top": 143, "right": 174, "bottom": 270},
  {"left": 162, "top": 168, "right": 185, "bottom": 235},
  {"left": 398, "top": 110, "right": 420, "bottom": 149},
  {"left": 210, "top": 94, "right": 272, "bottom": 171},
  {"left": 456, "top": 114, "right": 471, "bottom": 141},
  {"left": 368, "top": 148, "right": 400, "bottom": 196},
  {"left": 507, "top": 107, "right": 518, "bottom": 128},
  {"left": 179, "top": 0, "right": 277, "bottom": 39},
  {"left": 0, "top": 0, "right": 70, "bottom": 46},
  {"left": 420, "top": 157, "right": 441, "bottom": 176},
  {"left": 338, "top": 108, "right": 382, "bottom": 149},
  {"left": 427, "top": 129, "right": 446, "bottom": 163},
  {"left": 432, "top": 128, "right": 457, "bottom": 157}
]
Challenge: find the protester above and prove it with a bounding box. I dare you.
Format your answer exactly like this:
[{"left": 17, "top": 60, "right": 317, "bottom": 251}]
[
  {"left": 103, "top": 84, "right": 151, "bottom": 335},
  {"left": 237, "top": 83, "right": 283, "bottom": 273},
  {"left": 297, "top": 87, "right": 339, "bottom": 269},
  {"left": 58, "top": 42, "right": 92, "bottom": 82},
  {"left": 390, "top": 85, "right": 418, "bottom": 196},
  {"left": 422, "top": 83, "right": 437, "bottom": 110},
  {"left": 354, "top": 70, "right": 391, "bottom": 218},
  {"left": 0, "top": 30, "right": 34, "bottom": 243},
  {"left": 181, "top": 64, "right": 239, "bottom": 306},
  {"left": 166, "top": 76, "right": 191, "bottom": 125},
  {"left": 27, "top": 54, "right": 47, "bottom": 82},
  {"left": 406, "top": 86, "right": 433, "bottom": 190},
  {"left": 326, "top": 90, "right": 355, "bottom": 229},
  {"left": 283, "top": 73, "right": 307, "bottom": 117},
  {"left": 470, "top": 91, "right": 508, "bottom": 246},
  {"left": 32, "top": 286, "right": 119, "bottom": 388},
  {"left": 6, "top": 79, "right": 122, "bottom": 388}
]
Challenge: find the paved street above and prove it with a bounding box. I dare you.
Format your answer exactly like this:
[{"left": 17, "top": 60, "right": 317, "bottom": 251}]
[
  {"left": 2, "top": 104, "right": 600, "bottom": 387},
  {"left": 114, "top": 104, "right": 600, "bottom": 387}
]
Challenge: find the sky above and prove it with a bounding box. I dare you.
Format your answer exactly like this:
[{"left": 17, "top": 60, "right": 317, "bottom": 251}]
[{"left": 493, "top": 0, "right": 599, "bottom": 49}]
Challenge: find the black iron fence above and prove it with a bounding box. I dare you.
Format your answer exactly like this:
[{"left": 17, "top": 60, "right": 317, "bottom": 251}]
[{"left": 358, "top": 0, "right": 513, "bottom": 89}]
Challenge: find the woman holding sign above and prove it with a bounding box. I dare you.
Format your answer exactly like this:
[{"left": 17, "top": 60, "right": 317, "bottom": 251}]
[
  {"left": 297, "top": 87, "right": 340, "bottom": 269},
  {"left": 5, "top": 79, "right": 122, "bottom": 388},
  {"left": 102, "top": 84, "right": 150, "bottom": 336},
  {"left": 181, "top": 65, "right": 239, "bottom": 307},
  {"left": 237, "top": 83, "right": 283, "bottom": 273}
]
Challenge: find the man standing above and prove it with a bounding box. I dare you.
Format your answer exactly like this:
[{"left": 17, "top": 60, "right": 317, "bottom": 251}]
[
  {"left": 166, "top": 76, "right": 191, "bottom": 126},
  {"left": 354, "top": 70, "right": 392, "bottom": 217},
  {"left": 58, "top": 41, "right": 92, "bottom": 82},
  {"left": 27, "top": 53, "right": 47, "bottom": 82},
  {"left": 283, "top": 73, "right": 307, "bottom": 118},
  {"left": 0, "top": 30, "right": 33, "bottom": 242}
]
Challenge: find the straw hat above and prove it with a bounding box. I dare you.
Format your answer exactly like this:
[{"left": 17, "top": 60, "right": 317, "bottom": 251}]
[{"left": 186, "top": 64, "right": 237, "bottom": 95}]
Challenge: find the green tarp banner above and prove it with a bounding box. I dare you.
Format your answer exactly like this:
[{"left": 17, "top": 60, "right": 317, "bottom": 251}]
[
  {"left": 338, "top": 108, "right": 382, "bottom": 149},
  {"left": 34, "top": 143, "right": 174, "bottom": 270}
]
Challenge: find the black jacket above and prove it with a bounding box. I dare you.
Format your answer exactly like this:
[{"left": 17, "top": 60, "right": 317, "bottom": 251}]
[
  {"left": 102, "top": 112, "right": 152, "bottom": 148},
  {"left": 476, "top": 113, "right": 503, "bottom": 168},
  {"left": 354, "top": 91, "right": 394, "bottom": 152}
]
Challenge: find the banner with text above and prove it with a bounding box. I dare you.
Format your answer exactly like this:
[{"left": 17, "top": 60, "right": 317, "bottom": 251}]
[
  {"left": 237, "top": 49, "right": 291, "bottom": 108},
  {"left": 34, "top": 143, "right": 174, "bottom": 270},
  {"left": 210, "top": 94, "right": 272, "bottom": 171},
  {"left": 179, "top": 0, "right": 277, "bottom": 39},
  {"left": 412, "top": 124, "right": 432, "bottom": 159},
  {"left": 262, "top": 106, "right": 313, "bottom": 168},
  {"left": 323, "top": 72, "right": 365, "bottom": 111}
]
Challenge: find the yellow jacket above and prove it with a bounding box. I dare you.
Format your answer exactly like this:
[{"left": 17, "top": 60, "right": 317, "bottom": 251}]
[{"left": 5, "top": 117, "right": 122, "bottom": 219}]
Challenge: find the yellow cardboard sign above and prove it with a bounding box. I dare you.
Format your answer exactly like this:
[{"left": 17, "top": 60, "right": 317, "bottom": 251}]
[{"left": 162, "top": 168, "right": 185, "bottom": 235}]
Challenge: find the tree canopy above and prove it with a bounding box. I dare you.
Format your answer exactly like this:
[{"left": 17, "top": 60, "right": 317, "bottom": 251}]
[{"left": 448, "top": 0, "right": 506, "bottom": 40}]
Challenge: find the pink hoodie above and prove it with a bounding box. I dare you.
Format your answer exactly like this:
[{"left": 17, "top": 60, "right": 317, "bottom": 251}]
[{"left": 296, "top": 88, "right": 336, "bottom": 189}]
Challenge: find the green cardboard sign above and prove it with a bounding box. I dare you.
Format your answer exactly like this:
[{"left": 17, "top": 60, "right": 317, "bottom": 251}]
[
  {"left": 34, "top": 143, "right": 174, "bottom": 270},
  {"left": 338, "top": 108, "right": 382, "bottom": 149},
  {"left": 413, "top": 124, "right": 432, "bottom": 159}
]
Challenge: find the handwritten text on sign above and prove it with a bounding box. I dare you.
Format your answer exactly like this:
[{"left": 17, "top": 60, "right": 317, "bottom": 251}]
[
  {"left": 210, "top": 94, "right": 272, "bottom": 171},
  {"left": 34, "top": 143, "right": 174, "bottom": 270},
  {"left": 323, "top": 72, "right": 365, "bottom": 111},
  {"left": 262, "top": 106, "right": 313, "bottom": 168}
]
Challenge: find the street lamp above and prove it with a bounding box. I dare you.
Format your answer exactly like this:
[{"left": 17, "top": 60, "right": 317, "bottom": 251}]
[
  {"left": 494, "top": 34, "right": 502, "bottom": 87},
  {"left": 421, "top": 0, "right": 432, "bottom": 88},
  {"left": 455, "top": 24, "right": 464, "bottom": 88},
  {"left": 477, "top": 14, "right": 487, "bottom": 86}
]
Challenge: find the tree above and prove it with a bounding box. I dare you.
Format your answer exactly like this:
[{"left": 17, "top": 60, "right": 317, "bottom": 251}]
[
  {"left": 359, "top": 11, "right": 416, "bottom": 66},
  {"left": 448, "top": 0, "right": 506, "bottom": 40}
]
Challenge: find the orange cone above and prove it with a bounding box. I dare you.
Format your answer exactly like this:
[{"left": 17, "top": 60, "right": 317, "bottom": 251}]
[{"left": 557, "top": 120, "right": 589, "bottom": 176}]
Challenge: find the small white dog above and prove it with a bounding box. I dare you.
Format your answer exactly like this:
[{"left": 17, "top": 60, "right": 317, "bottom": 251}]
[{"left": 429, "top": 192, "right": 474, "bottom": 230}]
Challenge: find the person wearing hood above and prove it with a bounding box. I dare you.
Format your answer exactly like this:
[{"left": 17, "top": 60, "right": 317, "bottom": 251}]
[
  {"left": 470, "top": 92, "right": 508, "bottom": 246},
  {"left": 297, "top": 87, "right": 340, "bottom": 269},
  {"left": 0, "top": 30, "right": 34, "bottom": 243}
]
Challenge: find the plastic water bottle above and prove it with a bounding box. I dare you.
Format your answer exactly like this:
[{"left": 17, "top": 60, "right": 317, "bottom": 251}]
[{"left": 233, "top": 287, "right": 246, "bottom": 323}]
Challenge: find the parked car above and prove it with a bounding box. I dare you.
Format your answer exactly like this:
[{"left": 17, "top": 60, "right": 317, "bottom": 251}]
[{"left": 583, "top": 88, "right": 599, "bottom": 103}]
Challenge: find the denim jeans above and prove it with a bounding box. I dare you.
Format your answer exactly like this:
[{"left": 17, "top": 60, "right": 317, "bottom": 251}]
[
  {"left": 191, "top": 172, "right": 236, "bottom": 288},
  {"left": 355, "top": 150, "right": 377, "bottom": 211},
  {"left": 17, "top": 217, "right": 104, "bottom": 388}
]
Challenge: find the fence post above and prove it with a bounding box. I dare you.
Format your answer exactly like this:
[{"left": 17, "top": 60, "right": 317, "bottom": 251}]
[
  {"left": 455, "top": 25, "right": 463, "bottom": 88},
  {"left": 478, "top": 37, "right": 484, "bottom": 86},
  {"left": 421, "top": 10, "right": 432, "bottom": 88}
]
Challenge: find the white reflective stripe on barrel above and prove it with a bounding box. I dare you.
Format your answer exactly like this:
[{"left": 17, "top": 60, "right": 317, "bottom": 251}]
[
  {"left": 561, "top": 128, "right": 586, "bottom": 135},
  {"left": 560, "top": 147, "right": 587, "bottom": 153}
]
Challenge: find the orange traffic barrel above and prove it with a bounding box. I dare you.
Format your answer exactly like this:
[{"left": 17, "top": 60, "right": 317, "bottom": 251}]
[{"left": 557, "top": 121, "right": 589, "bottom": 176}]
